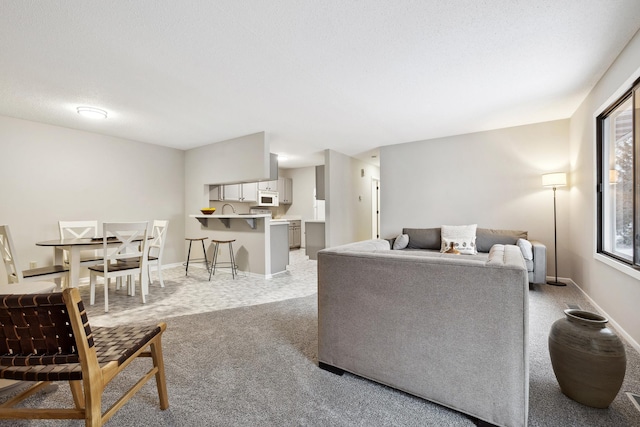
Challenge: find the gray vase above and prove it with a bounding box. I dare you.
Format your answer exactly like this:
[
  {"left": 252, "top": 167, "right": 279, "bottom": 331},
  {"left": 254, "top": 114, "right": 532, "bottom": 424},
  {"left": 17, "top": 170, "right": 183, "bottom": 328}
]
[{"left": 548, "top": 309, "right": 626, "bottom": 408}]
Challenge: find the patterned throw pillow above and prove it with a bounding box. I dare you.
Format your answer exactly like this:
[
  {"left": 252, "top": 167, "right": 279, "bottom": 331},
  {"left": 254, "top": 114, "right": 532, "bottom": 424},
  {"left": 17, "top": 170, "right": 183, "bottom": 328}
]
[{"left": 440, "top": 224, "right": 477, "bottom": 255}]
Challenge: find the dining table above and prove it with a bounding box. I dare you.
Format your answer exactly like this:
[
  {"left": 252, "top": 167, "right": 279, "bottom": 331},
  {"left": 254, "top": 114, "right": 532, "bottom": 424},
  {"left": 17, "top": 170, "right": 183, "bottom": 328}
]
[{"left": 35, "top": 236, "right": 149, "bottom": 292}]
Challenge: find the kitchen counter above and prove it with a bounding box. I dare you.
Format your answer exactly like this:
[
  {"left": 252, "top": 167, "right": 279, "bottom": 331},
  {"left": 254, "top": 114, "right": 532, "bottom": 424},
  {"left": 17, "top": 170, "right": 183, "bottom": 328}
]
[
  {"left": 191, "top": 214, "right": 288, "bottom": 277},
  {"left": 270, "top": 219, "right": 290, "bottom": 225},
  {"left": 190, "top": 213, "right": 270, "bottom": 229}
]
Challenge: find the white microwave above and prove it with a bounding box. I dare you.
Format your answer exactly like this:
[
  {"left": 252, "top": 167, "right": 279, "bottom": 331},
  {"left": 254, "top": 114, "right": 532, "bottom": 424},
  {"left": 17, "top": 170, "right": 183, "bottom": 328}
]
[{"left": 258, "top": 190, "right": 279, "bottom": 206}]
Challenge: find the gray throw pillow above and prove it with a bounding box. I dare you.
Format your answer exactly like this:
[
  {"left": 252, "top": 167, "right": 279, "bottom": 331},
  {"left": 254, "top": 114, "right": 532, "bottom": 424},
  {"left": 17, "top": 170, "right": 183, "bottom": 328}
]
[
  {"left": 393, "top": 234, "right": 409, "bottom": 250},
  {"left": 476, "top": 228, "right": 528, "bottom": 252},
  {"left": 403, "top": 228, "right": 441, "bottom": 249}
]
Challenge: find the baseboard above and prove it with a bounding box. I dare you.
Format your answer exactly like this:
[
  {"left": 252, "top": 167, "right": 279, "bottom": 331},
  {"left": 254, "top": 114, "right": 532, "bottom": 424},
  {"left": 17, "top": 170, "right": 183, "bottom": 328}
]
[{"left": 558, "top": 277, "right": 640, "bottom": 354}]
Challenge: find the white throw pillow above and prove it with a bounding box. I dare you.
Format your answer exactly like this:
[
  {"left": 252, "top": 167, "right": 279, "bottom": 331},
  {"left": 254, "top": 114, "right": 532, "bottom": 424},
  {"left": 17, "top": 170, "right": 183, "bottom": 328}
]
[
  {"left": 393, "top": 234, "right": 409, "bottom": 250},
  {"left": 517, "top": 238, "right": 533, "bottom": 260},
  {"left": 440, "top": 224, "right": 477, "bottom": 255}
]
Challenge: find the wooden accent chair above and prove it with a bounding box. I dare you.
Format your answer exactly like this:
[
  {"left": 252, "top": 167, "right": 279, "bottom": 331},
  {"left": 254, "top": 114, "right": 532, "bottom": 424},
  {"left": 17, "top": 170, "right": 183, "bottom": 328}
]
[{"left": 0, "top": 288, "right": 169, "bottom": 426}]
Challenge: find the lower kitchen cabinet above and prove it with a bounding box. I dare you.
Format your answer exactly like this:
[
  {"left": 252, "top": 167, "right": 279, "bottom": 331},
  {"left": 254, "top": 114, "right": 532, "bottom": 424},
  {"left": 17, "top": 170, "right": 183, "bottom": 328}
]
[{"left": 288, "top": 220, "right": 301, "bottom": 249}]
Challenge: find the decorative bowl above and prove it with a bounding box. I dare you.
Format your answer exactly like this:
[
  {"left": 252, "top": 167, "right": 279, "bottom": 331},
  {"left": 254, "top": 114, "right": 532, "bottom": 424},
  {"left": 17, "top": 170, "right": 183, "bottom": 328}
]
[{"left": 200, "top": 208, "right": 216, "bottom": 215}]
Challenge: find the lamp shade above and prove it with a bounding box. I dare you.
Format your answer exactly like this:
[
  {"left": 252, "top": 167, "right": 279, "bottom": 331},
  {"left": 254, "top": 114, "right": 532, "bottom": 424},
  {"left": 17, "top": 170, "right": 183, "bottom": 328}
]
[
  {"left": 542, "top": 172, "right": 567, "bottom": 188},
  {"left": 609, "top": 169, "right": 619, "bottom": 183}
]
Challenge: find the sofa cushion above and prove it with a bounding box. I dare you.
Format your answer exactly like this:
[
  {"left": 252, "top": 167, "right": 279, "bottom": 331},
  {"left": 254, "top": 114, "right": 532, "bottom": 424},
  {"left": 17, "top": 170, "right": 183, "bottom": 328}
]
[
  {"left": 392, "top": 234, "right": 409, "bottom": 250},
  {"left": 403, "top": 228, "right": 441, "bottom": 250},
  {"left": 440, "top": 224, "right": 477, "bottom": 255},
  {"left": 476, "top": 228, "right": 528, "bottom": 253},
  {"left": 516, "top": 238, "right": 533, "bottom": 260}
]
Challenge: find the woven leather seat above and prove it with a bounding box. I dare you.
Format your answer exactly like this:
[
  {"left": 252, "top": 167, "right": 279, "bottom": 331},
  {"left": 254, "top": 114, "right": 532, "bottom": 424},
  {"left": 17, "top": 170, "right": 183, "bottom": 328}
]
[{"left": 0, "top": 288, "right": 168, "bottom": 426}]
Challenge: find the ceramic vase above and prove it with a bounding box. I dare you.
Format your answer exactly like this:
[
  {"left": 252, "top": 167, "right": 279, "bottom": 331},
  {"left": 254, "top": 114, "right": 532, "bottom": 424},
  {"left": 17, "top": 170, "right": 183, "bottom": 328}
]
[{"left": 548, "top": 309, "right": 626, "bottom": 408}]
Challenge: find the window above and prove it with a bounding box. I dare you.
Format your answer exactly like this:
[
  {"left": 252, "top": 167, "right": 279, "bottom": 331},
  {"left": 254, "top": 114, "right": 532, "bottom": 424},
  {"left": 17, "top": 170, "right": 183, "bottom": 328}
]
[{"left": 597, "top": 78, "right": 640, "bottom": 265}]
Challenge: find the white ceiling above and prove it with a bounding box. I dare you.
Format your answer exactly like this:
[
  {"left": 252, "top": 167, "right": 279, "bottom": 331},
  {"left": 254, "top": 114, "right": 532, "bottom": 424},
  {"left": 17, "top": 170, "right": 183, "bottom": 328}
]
[{"left": 2, "top": 1, "right": 640, "bottom": 168}]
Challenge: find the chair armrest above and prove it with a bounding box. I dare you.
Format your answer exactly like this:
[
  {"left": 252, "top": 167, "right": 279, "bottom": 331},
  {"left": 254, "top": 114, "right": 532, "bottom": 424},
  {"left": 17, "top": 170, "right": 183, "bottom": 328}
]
[{"left": 529, "top": 240, "right": 547, "bottom": 284}]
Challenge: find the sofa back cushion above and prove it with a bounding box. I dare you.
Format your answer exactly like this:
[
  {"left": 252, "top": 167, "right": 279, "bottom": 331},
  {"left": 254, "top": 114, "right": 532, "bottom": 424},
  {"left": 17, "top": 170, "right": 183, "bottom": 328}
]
[
  {"left": 402, "top": 227, "right": 528, "bottom": 253},
  {"left": 476, "top": 228, "right": 528, "bottom": 252},
  {"left": 403, "top": 228, "right": 441, "bottom": 250}
]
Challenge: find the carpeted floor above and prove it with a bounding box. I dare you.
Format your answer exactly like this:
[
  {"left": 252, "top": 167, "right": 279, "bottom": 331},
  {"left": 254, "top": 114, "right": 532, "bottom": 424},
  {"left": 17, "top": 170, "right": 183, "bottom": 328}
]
[{"left": 0, "top": 253, "right": 639, "bottom": 426}]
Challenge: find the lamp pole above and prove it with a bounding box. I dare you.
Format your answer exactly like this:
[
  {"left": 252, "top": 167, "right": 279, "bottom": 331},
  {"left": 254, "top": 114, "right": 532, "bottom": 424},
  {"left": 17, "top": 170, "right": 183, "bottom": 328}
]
[{"left": 548, "top": 184, "right": 566, "bottom": 286}]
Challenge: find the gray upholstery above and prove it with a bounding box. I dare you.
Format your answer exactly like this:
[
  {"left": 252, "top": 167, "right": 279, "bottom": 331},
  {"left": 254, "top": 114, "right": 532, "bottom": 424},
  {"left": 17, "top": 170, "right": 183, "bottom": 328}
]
[
  {"left": 476, "top": 228, "right": 528, "bottom": 252},
  {"left": 396, "top": 227, "right": 546, "bottom": 284},
  {"left": 403, "top": 227, "right": 441, "bottom": 249},
  {"left": 318, "top": 240, "right": 529, "bottom": 427}
]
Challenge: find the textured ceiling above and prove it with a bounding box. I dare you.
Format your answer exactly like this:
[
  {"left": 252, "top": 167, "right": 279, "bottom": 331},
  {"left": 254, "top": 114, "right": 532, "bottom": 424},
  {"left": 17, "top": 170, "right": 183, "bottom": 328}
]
[{"left": 1, "top": 1, "right": 640, "bottom": 168}]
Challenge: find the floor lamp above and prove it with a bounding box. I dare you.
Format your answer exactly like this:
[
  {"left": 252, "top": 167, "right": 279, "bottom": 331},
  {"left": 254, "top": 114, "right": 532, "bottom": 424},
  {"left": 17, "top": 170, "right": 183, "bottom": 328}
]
[{"left": 542, "top": 172, "right": 567, "bottom": 286}]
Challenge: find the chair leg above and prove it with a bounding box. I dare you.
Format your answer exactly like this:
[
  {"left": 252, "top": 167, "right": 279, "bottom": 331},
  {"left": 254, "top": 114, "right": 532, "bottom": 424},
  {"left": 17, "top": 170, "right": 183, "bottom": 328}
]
[
  {"left": 89, "top": 273, "right": 96, "bottom": 305},
  {"left": 201, "top": 239, "right": 209, "bottom": 272},
  {"left": 83, "top": 381, "right": 103, "bottom": 427},
  {"left": 128, "top": 275, "right": 135, "bottom": 297},
  {"left": 139, "top": 273, "right": 146, "bottom": 304},
  {"left": 104, "top": 276, "right": 109, "bottom": 313},
  {"left": 150, "top": 338, "right": 169, "bottom": 410},
  {"left": 208, "top": 242, "right": 219, "bottom": 280},
  {"left": 185, "top": 240, "right": 193, "bottom": 276},
  {"left": 228, "top": 242, "right": 236, "bottom": 279},
  {"left": 70, "top": 380, "right": 85, "bottom": 409}
]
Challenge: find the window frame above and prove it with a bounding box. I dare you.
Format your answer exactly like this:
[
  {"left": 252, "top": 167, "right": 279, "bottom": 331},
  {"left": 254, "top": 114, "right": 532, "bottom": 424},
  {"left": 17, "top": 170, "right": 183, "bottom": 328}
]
[{"left": 596, "top": 77, "right": 640, "bottom": 267}]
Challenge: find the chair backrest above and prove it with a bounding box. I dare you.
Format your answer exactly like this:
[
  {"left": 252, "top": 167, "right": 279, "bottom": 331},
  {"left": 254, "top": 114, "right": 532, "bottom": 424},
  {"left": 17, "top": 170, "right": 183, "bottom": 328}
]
[
  {"left": 149, "top": 220, "right": 169, "bottom": 259},
  {"left": 0, "top": 289, "right": 95, "bottom": 370},
  {"left": 59, "top": 220, "right": 100, "bottom": 263},
  {"left": 0, "top": 225, "right": 24, "bottom": 283},
  {"left": 59, "top": 220, "right": 99, "bottom": 239},
  {"left": 102, "top": 222, "right": 149, "bottom": 273}
]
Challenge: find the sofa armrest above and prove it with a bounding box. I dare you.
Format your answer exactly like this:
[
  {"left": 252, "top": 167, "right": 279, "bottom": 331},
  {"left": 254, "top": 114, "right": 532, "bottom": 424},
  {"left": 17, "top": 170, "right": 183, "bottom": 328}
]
[{"left": 529, "top": 240, "right": 547, "bottom": 284}]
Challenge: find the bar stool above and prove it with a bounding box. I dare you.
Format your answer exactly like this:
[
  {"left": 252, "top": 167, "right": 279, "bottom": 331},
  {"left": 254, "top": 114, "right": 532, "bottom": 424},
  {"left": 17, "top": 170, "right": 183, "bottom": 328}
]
[
  {"left": 184, "top": 237, "right": 209, "bottom": 276},
  {"left": 208, "top": 239, "right": 238, "bottom": 279}
]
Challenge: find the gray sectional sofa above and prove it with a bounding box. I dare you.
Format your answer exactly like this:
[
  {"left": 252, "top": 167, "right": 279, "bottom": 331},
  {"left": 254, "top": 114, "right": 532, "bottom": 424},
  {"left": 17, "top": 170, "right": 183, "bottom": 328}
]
[
  {"left": 317, "top": 238, "right": 531, "bottom": 427},
  {"left": 392, "top": 227, "right": 546, "bottom": 284}
]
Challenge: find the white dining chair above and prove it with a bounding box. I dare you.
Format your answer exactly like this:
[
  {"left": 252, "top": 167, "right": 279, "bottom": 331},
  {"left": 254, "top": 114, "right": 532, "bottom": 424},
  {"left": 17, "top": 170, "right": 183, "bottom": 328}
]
[
  {"left": 0, "top": 224, "right": 68, "bottom": 285},
  {"left": 58, "top": 220, "right": 104, "bottom": 268},
  {"left": 88, "top": 222, "right": 150, "bottom": 313},
  {"left": 148, "top": 220, "right": 169, "bottom": 288}
]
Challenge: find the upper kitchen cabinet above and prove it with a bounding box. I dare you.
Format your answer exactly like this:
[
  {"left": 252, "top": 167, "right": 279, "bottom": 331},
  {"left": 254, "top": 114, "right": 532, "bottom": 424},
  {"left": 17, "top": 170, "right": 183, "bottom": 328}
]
[
  {"left": 242, "top": 182, "right": 258, "bottom": 202},
  {"left": 278, "top": 177, "right": 293, "bottom": 205},
  {"left": 210, "top": 183, "right": 258, "bottom": 202},
  {"left": 258, "top": 180, "right": 278, "bottom": 191}
]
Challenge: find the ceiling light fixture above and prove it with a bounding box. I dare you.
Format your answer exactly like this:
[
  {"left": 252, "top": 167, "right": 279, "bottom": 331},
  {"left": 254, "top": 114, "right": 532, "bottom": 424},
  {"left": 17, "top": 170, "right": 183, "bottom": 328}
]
[{"left": 76, "top": 106, "right": 108, "bottom": 119}]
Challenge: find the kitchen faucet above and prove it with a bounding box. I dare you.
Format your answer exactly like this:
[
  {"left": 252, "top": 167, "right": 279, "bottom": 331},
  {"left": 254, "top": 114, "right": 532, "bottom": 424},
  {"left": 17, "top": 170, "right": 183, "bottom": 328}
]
[{"left": 221, "top": 203, "right": 236, "bottom": 214}]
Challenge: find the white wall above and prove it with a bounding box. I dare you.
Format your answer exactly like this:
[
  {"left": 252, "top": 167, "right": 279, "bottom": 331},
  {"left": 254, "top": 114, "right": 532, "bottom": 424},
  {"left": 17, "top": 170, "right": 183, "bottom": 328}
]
[
  {"left": 0, "top": 115, "right": 185, "bottom": 284},
  {"left": 569, "top": 29, "right": 640, "bottom": 347},
  {"left": 183, "top": 132, "right": 271, "bottom": 262},
  {"left": 380, "top": 120, "right": 571, "bottom": 278},
  {"left": 325, "top": 149, "right": 381, "bottom": 247}
]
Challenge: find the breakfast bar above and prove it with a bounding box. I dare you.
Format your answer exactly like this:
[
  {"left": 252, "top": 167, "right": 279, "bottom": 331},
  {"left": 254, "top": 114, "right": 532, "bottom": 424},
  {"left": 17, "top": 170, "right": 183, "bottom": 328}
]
[{"left": 190, "top": 214, "right": 289, "bottom": 277}]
